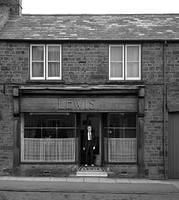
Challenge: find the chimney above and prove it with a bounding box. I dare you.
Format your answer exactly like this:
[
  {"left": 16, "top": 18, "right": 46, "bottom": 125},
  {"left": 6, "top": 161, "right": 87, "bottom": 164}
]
[{"left": 0, "top": 0, "right": 22, "bottom": 16}]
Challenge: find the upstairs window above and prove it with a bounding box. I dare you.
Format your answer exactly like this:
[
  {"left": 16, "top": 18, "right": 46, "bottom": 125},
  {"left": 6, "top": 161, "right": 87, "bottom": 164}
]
[
  {"left": 30, "top": 44, "right": 61, "bottom": 80},
  {"left": 109, "top": 45, "right": 141, "bottom": 80}
]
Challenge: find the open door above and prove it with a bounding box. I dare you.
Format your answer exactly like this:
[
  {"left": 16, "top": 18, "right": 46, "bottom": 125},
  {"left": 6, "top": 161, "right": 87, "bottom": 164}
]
[{"left": 79, "top": 113, "right": 101, "bottom": 166}]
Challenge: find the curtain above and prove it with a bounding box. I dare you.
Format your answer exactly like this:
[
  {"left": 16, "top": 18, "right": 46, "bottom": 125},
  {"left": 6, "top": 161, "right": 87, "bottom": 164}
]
[
  {"left": 126, "top": 46, "right": 139, "bottom": 78},
  {"left": 111, "top": 46, "right": 123, "bottom": 61},
  {"left": 110, "top": 46, "right": 123, "bottom": 78},
  {"left": 110, "top": 62, "right": 122, "bottom": 78},
  {"left": 48, "top": 46, "right": 60, "bottom": 77},
  {"left": 32, "top": 46, "right": 44, "bottom": 77}
]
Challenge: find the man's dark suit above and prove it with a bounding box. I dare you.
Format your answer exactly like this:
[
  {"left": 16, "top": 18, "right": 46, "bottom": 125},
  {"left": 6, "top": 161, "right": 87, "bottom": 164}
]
[{"left": 83, "top": 126, "right": 96, "bottom": 166}]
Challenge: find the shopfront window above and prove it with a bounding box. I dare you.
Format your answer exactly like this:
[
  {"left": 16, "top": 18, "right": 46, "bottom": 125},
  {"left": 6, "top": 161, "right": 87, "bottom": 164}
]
[
  {"left": 21, "top": 113, "right": 76, "bottom": 162},
  {"left": 104, "top": 113, "right": 137, "bottom": 163}
]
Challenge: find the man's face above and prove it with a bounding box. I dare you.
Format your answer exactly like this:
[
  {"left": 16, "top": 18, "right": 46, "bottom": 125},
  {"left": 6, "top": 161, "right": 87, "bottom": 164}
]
[{"left": 87, "top": 126, "right": 92, "bottom": 132}]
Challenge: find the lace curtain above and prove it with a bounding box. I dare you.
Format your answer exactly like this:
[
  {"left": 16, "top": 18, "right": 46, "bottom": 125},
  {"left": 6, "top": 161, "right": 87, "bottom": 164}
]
[
  {"left": 32, "top": 46, "right": 44, "bottom": 77},
  {"left": 48, "top": 46, "right": 60, "bottom": 77}
]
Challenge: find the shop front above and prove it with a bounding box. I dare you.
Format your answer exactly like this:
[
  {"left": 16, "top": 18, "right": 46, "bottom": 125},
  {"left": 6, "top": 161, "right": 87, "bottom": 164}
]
[{"left": 14, "top": 86, "right": 145, "bottom": 176}]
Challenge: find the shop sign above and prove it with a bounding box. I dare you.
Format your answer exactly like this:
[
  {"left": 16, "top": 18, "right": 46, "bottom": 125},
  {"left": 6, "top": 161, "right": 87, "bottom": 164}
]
[
  {"left": 21, "top": 97, "right": 137, "bottom": 112},
  {"left": 59, "top": 98, "right": 95, "bottom": 110}
]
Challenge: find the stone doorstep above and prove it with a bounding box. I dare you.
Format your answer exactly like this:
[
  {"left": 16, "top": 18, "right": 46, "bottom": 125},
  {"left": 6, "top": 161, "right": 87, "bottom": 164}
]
[
  {"left": 76, "top": 171, "right": 108, "bottom": 177},
  {"left": 76, "top": 166, "right": 108, "bottom": 177}
]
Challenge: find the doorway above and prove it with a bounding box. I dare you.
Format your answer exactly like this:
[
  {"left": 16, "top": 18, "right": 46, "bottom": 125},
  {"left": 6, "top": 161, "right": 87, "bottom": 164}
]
[
  {"left": 79, "top": 113, "right": 102, "bottom": 166},
  {"left": 168, "top": 113, "right": 179, "bottom": 178}
]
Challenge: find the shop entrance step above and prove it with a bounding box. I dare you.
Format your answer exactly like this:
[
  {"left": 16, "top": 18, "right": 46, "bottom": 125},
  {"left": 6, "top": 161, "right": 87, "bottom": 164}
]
[{"left": 76, "top": 166, "right": 108, "bottom": 177}]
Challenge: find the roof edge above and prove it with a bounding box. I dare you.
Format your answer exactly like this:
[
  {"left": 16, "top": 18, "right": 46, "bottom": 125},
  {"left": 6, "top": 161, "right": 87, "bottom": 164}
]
[{"left": 21, "top": 13, "right": 179, "bottom": 16}]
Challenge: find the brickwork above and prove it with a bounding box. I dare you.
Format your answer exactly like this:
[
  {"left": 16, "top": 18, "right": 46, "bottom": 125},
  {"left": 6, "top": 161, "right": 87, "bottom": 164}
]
[
  {"left": 62, "top": 43, "right": 108, "bottom": 84},
  {"left": 165, "top": 43, "right": 179, "bottom": 84},
  {"left": 105, "top": 164, "right": 138, "bottom": 178},
  {"left": 15, "top": 164, "right": 78, "bottom": 177},
  {"left": 141, "top": 43, "right": 165, "bottom": 178},
  {"left": 0, "top": 42, "right": 29, "bottom": 84},
  {"left": 0, "top": 41, "right": 178, "bottom": 178},
  {"left": 0, "top": 0, "right": 22, "bottom": 16},
  {"left": 142, "top": 43, "right": 163, "bottom": 84},
  {"left": 143, "top": 85, "right": 164, "bottom": 178},
  {"left": 0, "top": 85, "right": 14, "bottom": 175}
]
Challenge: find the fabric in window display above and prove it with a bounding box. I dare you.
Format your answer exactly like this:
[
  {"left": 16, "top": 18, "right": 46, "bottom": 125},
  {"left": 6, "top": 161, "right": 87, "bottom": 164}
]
[{"left": 23, "top": 114, "right": 76, "bottom": 162}]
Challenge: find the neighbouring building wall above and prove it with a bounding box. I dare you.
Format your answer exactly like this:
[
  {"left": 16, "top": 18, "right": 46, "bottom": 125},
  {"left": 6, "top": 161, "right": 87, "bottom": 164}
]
[
  {"left": 0, "top": 41, "right": 178, "bottom": 178},
  {"left": 165, "top": 43, "right": 179, "bottom": 178},
  {"left": 0, "top": 0, "right": 22, "bottom": 16},
  {"left": 0, "top": 85, "right": 13, "bottom": 175},
  {"left": 142, "top": 43, "right": 165, "bottom": 179},
  {"left": 0, "top": 42, "right": 29, "bottom": 174}
]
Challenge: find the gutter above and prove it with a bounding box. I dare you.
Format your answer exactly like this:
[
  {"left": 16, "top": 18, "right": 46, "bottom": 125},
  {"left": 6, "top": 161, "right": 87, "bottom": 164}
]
[{"left": 163, "top": 41, "right": 167, "bottom": 179}]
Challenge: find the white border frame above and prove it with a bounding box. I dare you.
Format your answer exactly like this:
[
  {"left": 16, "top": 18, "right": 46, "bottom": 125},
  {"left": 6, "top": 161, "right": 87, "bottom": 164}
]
[
  {"left": 109, "top": 45, "right": 124, "bottom": 80},
  {"left": 30, "top": 44, "right": 45, "bottom": 80},
  {"left": 46, "top": 44, "right": 62, "bottom": 80},
  {"left": 125, "top": 44, "right": 141, "bottom": 80}
]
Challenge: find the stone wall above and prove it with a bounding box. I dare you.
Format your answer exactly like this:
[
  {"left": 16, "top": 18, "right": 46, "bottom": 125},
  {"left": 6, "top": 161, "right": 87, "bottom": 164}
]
[
  {"left": 62, "top": 43, "right": 108, "bottom": 84},
  {"left": 0, "top": 41, "right": 178, "bottom": 178}
]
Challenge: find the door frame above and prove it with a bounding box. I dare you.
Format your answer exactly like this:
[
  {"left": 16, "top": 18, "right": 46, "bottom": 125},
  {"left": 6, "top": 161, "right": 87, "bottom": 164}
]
[
  {"left": 78, "top": 113, "right": 102, "bottom": 166},
  {"left": 168, "top": 113, "right": 179, "bottom": 178}
]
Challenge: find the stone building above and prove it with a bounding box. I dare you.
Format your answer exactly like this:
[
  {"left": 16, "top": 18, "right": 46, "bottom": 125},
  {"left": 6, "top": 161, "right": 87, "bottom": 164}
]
[{"left": 0, "top": 0, "right": 179, "bottom": 179}]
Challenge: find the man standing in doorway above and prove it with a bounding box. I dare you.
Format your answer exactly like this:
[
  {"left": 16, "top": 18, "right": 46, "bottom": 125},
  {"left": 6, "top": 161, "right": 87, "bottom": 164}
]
[{"left": 83, "top": 124, "right": 96, "bottom": 166}]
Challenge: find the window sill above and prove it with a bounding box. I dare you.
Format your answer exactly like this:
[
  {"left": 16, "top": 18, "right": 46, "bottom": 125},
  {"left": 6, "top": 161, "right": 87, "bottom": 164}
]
[
  {"left": 106, "top": 80, "right": 144, "bottom": 85},
  {"left": 26, "top": 80, "right": 65, "bottom": 84}
]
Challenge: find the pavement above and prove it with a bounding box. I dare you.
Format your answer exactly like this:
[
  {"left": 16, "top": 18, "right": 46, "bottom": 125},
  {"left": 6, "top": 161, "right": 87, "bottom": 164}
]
[
  {"left": 0, "top": 176, "right": 179, "bottom": 200},
  {"left": 0, "top": 176, "right": 178, "bottom": 193}
]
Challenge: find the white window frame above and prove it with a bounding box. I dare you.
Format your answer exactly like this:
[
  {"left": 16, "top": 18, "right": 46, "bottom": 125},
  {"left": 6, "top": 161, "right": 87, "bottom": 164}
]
[
  {"left": 30, "top": 44, "right": 62, "bottom": 80},
  {"left": 46, "top": 44, "right": 62, "bottom": 80},
  {"left": 109, "top": 44, "right": 141, "bottom": 80},
  {"left": 125, "top": 44, "right": 141, "bottom": 80},
  {"left": 30, "top": 44, "right": 45, "bottom": 80},
  {"left": 109, "top": 45, "right": 124, "bottom": 80}
]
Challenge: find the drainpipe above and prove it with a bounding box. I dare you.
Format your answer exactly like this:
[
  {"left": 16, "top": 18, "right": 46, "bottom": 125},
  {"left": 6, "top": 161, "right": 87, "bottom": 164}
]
[{"left": 163, "top": 41, "right": 167, "bottom": 179}]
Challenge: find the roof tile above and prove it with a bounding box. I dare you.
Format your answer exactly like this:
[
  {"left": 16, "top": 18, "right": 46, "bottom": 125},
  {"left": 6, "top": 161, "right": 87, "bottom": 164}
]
[{"left": 0, "top": 14, "right": 179, "bottom": 40}]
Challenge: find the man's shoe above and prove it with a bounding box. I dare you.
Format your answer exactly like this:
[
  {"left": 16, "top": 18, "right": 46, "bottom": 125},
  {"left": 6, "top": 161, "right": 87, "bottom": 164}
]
[
  {"left": 85, "top": 164, "right": 88, "bottom": 167},
  {"left": 91, "top": 164, "right": 94, "bottom": 167}
]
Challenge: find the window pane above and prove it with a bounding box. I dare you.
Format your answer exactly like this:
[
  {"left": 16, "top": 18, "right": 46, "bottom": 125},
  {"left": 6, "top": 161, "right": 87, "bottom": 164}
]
[
  {"left": 110, "top": 62, "right": 123, "bottom": 78},
  {"left": 104, "top": 113, "right": 137, "bottom": 163},
  {"left": 127, "top": 62, "right": 139, "bottom": 78},
  {"left": 48, "top": 63, "right": 60, "bottom": 77},
  {"left": 125, "top": 129, "right": 136, "bottom": 138},
  {"left": 109, "top": 114, "right": 123, "bottom": 127},
  {"left": 24, "top": 114, "right": 76, "bottom": 139},
  {"left": 23, "top": 114, "right": 76, "bottom": 162},
  {"left": 32, "top": 62, "right": 44, "bottom": 77},
  {"left": 124, "top": 113, "right": 136, "bottom": 127},
  {"left": 48, "top": 46, "right": 60, "bottom": 61},
  {"left": 32, "top": 46, "right": 44, "bottom": 61},
  {"left": 108, "top": 128, "right": 123, "bottom": 138},
  {"left": 127, "top": 46, "right": 139, "bottom": 61},
  {"left": 57, "top": 129, "right": 75, "bottom": 138},
  {"left": 110, "top": 46, "right": 123, "bottom": 61}
]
